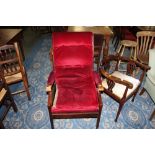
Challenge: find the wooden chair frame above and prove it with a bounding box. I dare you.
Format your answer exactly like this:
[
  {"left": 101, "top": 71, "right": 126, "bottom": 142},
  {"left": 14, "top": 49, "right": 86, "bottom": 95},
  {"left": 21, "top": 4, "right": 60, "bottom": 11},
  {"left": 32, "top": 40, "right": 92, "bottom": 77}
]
[
  {"left": 100, "top": 54, "right": 150, "bottom": 122},
  {"left": 0, "top": 42, "right": 31, "bottom": 100},
  {"left": 47, "top": 32, "right": 103, "bottom": 129},
  {"left": 0, "top": 66, "right": 18, "bottom": 129}
]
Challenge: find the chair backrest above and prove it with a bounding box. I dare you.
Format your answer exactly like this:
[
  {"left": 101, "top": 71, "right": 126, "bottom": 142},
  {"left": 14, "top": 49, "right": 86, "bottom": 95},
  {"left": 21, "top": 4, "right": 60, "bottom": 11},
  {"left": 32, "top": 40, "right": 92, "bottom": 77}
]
[
  {"left": 136, "top": 31, "right": 155, "bottom": 57},
  {"left": 148, "top": 48, "right": 155, "bottom": 77},
  {"left": 52, "top": 32, "right": 93, "bottom": 67},
  {"left": 52, "top": 32, "right": 94, "bottom": 88},
  {"left": 0, "top": 67, "right": 5, "bottom": 92},
  {"left": 0, "top": 43, "right": 24, "bottom": 77}
]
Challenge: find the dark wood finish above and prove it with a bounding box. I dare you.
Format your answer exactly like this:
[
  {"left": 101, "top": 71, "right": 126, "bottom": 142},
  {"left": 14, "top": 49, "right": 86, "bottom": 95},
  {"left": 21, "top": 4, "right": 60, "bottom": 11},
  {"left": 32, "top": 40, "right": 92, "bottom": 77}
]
[
  {"left": 0, "top": 66, "right": 18, "bottom": 129},
  {"left": 0, "top": 43, "right": 31, "bottom": 100},
  {"left": 149, "top": 109, "right": 155, "bottom": 120},
  {"left": 0, "top": 29, "right": 25, "bottom": 60},
  {"left": 100, "top": 54, "right": 150, "bottom": 122},
  {"left": 94, "top": 34, "right": 104, "bottom": 71},
  {"left": 31, "top": 26, "right": 68, "bottom": 33}
]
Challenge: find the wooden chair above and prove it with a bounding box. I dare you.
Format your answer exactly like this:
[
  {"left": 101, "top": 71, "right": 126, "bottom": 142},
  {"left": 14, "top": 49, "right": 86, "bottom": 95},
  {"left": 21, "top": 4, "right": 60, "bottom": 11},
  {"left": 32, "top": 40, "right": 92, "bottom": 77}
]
[
  {"left": 0, "top": 42, "right": 31, "bottom": 100},
  {"left": 116, "top": 40, "right": 137, "bottom": 60},
  {"left": 46, "top": 32, "right": 103, "bottom": 129},
  {"left": 0, "top": 66, "right": 18, "bottom": 129},
  {"left": 94, "top": 34, "right": 104, "bottom": 71},
  {"left": 136, "top": 31, "right": 155, "bottom": 65},
  {"left": 116, "top": 40, "right": 137, "bottom": 72},
  {"left": 100, "top": 54, "right": 150, "bottom": 122}
]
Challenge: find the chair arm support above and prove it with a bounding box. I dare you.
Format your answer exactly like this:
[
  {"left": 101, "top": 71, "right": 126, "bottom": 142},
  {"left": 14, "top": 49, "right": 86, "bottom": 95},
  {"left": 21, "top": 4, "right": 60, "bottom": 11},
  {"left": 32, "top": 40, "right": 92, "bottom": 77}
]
[
  {"left": 93, "top": 71, "right": 104, "bottom": 91},
  {"left": 47, "top": 71, "right": 55, "bottom": 108},
  {"left": 47, "top": 90, "right": 53, "bottom": 108},
  {"left": 49, "top": 48, "right": 53, "bottom": 64},
  {"left": 46, "top": 84, "right": 55, "bottom": 108},
  {"left": 46, "top": 85, "right": 52, "bottom": 92},
  {"left": 100, "top": 69, "right": 133, "bottom": 89}
]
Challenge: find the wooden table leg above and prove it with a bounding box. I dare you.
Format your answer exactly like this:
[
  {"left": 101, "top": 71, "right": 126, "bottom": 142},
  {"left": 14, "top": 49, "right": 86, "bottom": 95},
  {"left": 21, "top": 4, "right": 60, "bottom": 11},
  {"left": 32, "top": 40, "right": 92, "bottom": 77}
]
[
  {"left": 102, "top": 35, "right": 111, "bottom": 69},
  {"left": 103, "top": 35, "right": 110, "bottom": 59},
  {"left": 18, "top": 38, "right": 25, "bottom": 61}
]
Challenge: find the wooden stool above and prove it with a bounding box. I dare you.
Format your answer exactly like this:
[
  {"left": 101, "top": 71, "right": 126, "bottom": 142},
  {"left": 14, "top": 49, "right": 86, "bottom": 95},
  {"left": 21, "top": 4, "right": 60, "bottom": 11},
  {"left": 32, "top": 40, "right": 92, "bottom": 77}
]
[
  {"left": 116, "top": 40, "right": 137, "bottom": 72},
  {"left": 117, "top": 40, "right": 137, "bottom": 60}
]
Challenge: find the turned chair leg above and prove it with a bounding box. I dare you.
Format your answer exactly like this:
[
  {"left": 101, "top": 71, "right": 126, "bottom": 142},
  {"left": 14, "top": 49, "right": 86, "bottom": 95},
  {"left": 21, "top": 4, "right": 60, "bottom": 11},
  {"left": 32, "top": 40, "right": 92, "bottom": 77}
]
[
  {"left": 132, "top": 92, "right": 137, "bottom": 102},
  {"left": 149, "top": 110, "right": 155, "bottom": 121},
  {"left": 96, "top": 104, "right": 103, "bottom": 129},
  {"left": 132, "top": 88, "right": 140, "bottom": 102},
  {"left": 12, "top": 102, "right": 18, "bottom": 112},
  {"left": 0, "top": 122, "right": 5, "bottom": 129},
  {"left": 49, "top": 114, "right": 54, "bottom": 129},
  {"left": 115, "top": 104, "right": 123, "bottom": 122},
  {"left": 23, "top": 78, "right": 31, "bottom": 100},
  {"left": 139, "top": 87, "right": 146, "bottom": 96}
]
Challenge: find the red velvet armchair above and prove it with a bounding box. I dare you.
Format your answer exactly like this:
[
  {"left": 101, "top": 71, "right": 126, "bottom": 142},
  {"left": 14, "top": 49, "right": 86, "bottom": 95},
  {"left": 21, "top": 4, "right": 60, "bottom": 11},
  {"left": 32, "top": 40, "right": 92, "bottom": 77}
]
[{"left": 46, "top": 32, "right": 103, "bottom": 129}]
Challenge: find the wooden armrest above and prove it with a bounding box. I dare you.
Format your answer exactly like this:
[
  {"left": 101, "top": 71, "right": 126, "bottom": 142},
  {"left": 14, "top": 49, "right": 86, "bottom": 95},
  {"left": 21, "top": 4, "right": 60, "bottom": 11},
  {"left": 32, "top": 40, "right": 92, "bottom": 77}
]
[
  {"left": 100, "top": 69, "right": 133, "bottom": 89},
  {"left": 46, "top": 84, "right": 56, "bottom": 108},
  {"left": 97, "top": 84, "right": 104, "bottom": 92},
  {"left": 46, "top": 85, "right": 52, "bottom": 92},
  {"left": 49, "top": 48, "right": 53, "bottom": 63}
]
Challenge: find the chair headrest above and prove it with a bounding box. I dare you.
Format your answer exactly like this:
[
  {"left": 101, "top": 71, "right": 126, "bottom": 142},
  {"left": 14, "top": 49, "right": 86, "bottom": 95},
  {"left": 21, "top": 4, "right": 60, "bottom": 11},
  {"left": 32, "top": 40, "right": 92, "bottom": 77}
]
[{"left": 52, "top": 32, "right": 93, "bottom": 47}]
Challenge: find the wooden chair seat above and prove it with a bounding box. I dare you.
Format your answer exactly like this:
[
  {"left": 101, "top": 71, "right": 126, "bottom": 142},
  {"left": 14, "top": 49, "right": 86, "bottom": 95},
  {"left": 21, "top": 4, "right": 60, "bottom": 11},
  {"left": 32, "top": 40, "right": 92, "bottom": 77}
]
[
  {"left": 5, "top": 72, "right": 22, "bottom": 84},
  {"left": 120, "top": 40, "right": 137, "bottom": 47},
  {"left": 117, "top": 40, "right": 137, "bottom": 60},
  {"left": 0, "top": 88, "right": 7, "bottom": 101}
]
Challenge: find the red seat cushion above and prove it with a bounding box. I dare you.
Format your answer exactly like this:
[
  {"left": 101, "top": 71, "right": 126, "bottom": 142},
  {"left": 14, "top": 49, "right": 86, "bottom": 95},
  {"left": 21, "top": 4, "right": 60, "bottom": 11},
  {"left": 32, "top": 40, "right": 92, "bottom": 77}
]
[
  {"left": 51, "top": 66, "right": 99, "bottom": 113},
  {"left": 122, "top": 28, "right": 137, "bottom": 41},
  {"left": 124, "top": 34, "right": 137, "bottom": 41}
]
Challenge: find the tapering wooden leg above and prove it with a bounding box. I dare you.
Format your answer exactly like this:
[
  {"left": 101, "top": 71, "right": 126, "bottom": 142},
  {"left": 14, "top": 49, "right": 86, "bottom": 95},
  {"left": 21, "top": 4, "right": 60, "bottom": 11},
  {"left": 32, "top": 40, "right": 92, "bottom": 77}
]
[
  {"left": 12, "top": 101, "right": 18, "bottom": 112},
  {"left": 7, "top": 90, "right": 18, "bottom": 112},
  {"left": 0, "top": 122, "right": 5, "bottom": 129},
  {"left": 115, "top": 104, "right": 123, "bottom": 122},
  {"left": 23, "top": 77, "right": 31, "bottom": 100},
  {"left": 149, "top": 110, "right": 155, "bottom": 121},
  {"left": 50, "top": 115, "right": 54, "bottom": 129},
  {"left": 96, "top": 104, "right": 103, "bottom": 129},
  {"left": 132, "top": 88, "right": 139, "bottom": 102},
  {"left": 139, "top": 87, "right": 146, "bottom": 96},
  {"left": 131, "top": 94, "right": 136, "bottom": 102}
]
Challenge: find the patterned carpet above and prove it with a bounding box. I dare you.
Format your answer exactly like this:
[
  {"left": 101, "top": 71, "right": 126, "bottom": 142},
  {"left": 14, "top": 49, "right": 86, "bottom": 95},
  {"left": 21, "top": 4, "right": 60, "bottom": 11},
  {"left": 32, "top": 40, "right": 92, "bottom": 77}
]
[{"left": 3, "top": 33, "right": 155, "bottom": 129}]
